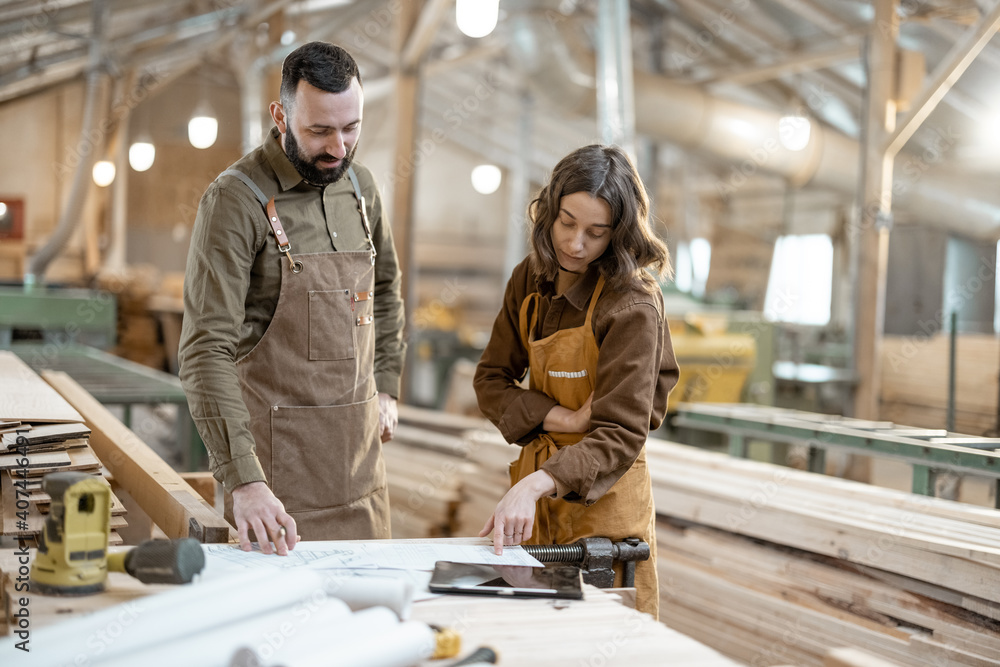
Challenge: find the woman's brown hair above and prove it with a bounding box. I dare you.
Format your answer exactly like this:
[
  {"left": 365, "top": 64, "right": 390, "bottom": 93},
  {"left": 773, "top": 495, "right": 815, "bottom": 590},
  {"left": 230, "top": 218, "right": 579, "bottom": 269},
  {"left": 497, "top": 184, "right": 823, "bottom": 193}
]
[{"left": 529, "top": 144, "right": 672, "bottom": 292}]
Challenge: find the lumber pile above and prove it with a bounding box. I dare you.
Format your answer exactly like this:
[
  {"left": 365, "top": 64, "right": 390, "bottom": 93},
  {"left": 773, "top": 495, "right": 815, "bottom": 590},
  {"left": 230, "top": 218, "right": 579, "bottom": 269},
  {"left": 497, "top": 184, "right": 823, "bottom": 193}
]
[
  {"left": 880, "top": 333, "right": 1000, "bottom": 435},
  {"left": 43, "top": 370, "right": 233, "bottom": 542},
  {"left": 648, "top": 438, "right": 1000, "bottom": 666},
  {"left": 374, "top": 406, "right": 1000, "bottom": 663},
  {"left": 0, "top": 352, "right": 126, "bottom": 545},
  {"left": 387, "top": 406, "right": 513, "bottom": 539},
  {"left": 383, "top": 429, "right": 469, "bottom": 539},
  {"left": 97, "top": 265, "right": 167, "bottom": 371},
  {"left": 458, "top": 426, "right": 521, "bottom": 536}
]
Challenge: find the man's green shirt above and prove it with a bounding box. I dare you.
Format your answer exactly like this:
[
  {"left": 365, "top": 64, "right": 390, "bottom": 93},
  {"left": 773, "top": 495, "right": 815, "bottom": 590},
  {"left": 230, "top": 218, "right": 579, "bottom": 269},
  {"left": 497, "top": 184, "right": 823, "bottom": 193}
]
[{"left": 178, "top": 127, "right": 405, "bottom": 490}]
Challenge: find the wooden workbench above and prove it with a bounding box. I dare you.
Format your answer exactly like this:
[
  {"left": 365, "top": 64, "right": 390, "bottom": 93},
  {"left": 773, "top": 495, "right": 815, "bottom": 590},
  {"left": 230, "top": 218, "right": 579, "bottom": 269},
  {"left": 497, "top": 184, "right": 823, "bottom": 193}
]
[{"left": 0, "top": 540, "right": 739, "bottom": 666}]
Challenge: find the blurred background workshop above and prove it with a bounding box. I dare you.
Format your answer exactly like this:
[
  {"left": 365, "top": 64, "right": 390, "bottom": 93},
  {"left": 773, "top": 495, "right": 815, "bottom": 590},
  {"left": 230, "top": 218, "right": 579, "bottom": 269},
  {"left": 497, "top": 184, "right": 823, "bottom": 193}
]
[{"left": 3, "top": 1, "right": 1000, "bottom": 666}]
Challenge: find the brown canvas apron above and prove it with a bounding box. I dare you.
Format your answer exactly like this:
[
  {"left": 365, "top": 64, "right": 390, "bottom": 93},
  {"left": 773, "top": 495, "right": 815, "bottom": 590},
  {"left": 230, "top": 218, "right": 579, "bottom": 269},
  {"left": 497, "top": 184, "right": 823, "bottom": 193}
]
[
  {"left": 512, "top": 275, "right": 659, "bottom": 618},
  {"left": 223, "top": 168, "right": 390, "bottom": 541}
]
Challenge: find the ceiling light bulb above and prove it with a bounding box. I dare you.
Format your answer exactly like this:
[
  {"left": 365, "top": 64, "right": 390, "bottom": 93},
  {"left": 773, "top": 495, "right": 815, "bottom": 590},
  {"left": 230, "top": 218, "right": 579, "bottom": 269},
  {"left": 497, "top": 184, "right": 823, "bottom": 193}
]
[
  {"left": 456, "top": 0, "right": 499, "bottom": 38},
  {"left": 471, "top": 164, "right": 502, "bottom": 194},
  {"left": 0, "top": 202, "right": 7, "bottom": 218},
  {"left": 129, "top": 142, "right": 156, "bottom": 172},
  {"left": 92, "top": 160, "right": 116, "bottom": 187},
  {"left": 189, "top": 115, "right": 219, "bottom": 149},
  {"left": 778, "top": 114, "right": 811, "bottom": 152}
]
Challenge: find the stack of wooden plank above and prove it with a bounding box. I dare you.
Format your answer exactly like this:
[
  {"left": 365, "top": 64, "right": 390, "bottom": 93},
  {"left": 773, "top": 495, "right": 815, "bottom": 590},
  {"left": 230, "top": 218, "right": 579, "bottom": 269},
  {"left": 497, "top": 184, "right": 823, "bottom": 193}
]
[
  {"left": 647, "top": 437, "right": 1000, "bottom": 666},
  {"left": 98, "top": 265, "right": 167, "bottom": 371},
  {"left": 387, "top": 406, "right": 512, "bottom": 539},
  {"left": 458, "top": 426, "right": 520, "bottom": 537},
  {"left": 880, "top": 333, "right": 1000, "bottom": 435},
  {"left": 0, "top": 351, "right": 127, "bottom": 545},
  {"left": 383, "top": 427, "right": 470, "bottom": 539}
]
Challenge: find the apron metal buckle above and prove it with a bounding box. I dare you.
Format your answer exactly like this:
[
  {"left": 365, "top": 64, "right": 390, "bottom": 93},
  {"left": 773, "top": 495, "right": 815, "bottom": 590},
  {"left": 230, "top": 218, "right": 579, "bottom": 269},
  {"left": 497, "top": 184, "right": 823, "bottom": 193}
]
[{"left": 285, "top": 250, "right": 303, "bottom": 274}]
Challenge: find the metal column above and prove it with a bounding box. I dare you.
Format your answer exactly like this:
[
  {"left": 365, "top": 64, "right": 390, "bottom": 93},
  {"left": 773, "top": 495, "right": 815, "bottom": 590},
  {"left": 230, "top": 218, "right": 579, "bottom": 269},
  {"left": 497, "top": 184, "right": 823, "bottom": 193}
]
[{"left": 595, "top": 0, "right": 636, "bottom": 155}]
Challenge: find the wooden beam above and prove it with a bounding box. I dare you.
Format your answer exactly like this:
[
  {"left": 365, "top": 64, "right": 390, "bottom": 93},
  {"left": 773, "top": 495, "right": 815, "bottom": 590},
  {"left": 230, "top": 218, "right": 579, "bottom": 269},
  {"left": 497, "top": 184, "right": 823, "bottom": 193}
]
[
  {"left": 393, "top": 0, "right": 424, "bottom": 401},
  {"left": 180, "top": 471, "right": 220, "bottom": 507},
  {"left": 424, "top": 43, "right": 505, "bottom": 77},
  {"left": 0, "top": 0, "right": 295, "bottom": 105},
  {"left": 400, "top": 0, "right": 451, "bottom": 72},
  {"left": 42, "top": 370, "right": 234, "bottom": 543},
  {"left": 704, "top": 43, "right": 860, "bottom": 85},
  {"left": 768, "top": 0, "right": 857, "bottom": 41},
  {"left": 884, "top": 1, "right": 1000, "bottom": 157},
  {"left": 852, "top": 0, "right": 897, "bottom": 422}
]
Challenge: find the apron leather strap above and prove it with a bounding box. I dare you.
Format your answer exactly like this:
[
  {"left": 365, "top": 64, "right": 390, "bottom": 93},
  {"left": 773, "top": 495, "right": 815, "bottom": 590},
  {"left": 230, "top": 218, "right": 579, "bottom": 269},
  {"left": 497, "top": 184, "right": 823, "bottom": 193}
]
[
  {"left": 221, "top": 167, "right": 374, "bottom": 269},
  {"left": 223, "top": 169, "right": 269, "bottom": 206},
  {"left": 518, "top": 293, "right": 541, "bottom": 348},
  {"left": 584, "top": 275, "right": 606, "bottom": 330},
  {"left": 346, "top": 167, "right": 377, "bottom": 266},
  {"left": 518, "top": 274, "right": 607, "bottom": 349},
  {"left": 221, "top": 169, "right": 298, "bottom": 271}
]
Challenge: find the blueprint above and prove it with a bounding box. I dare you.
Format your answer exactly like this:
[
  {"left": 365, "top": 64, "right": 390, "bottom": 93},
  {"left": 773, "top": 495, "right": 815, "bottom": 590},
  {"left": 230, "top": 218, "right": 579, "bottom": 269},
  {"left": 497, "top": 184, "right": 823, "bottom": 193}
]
[{"left": 199, "top": 540, "right": 542, "bottom": 581}]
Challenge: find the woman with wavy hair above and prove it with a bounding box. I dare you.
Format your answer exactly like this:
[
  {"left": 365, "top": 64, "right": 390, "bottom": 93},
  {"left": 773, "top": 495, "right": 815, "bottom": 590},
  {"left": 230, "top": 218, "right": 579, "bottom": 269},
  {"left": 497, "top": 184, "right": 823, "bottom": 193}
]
[{"left": 474, "top": 144, "right": 679, "bottom": 618}]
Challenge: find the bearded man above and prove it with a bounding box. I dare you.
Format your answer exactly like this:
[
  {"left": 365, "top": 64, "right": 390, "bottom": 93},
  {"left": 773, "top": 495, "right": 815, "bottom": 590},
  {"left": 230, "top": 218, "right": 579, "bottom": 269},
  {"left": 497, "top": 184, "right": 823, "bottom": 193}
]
[{"left": 179, "top": 42, "right": 405, "bottom": 553}]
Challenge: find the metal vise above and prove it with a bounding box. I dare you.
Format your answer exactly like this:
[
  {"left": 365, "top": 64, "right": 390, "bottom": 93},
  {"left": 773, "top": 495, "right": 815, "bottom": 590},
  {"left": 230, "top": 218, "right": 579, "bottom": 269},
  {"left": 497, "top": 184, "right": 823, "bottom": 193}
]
[{"left": 523, "top": 537, "right": 650, "bottom": 588}]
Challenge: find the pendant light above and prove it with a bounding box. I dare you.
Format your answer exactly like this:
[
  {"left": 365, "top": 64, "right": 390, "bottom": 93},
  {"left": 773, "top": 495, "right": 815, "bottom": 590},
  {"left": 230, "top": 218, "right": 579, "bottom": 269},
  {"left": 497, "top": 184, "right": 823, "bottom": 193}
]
[
  {"left": 92, "top": 160, "right": 116, "bottom": 187},
  {"left": 471, "top": 164, "right": 502, "bottom": 194},
  {"left": 129, "top": 140, "right": 156, "bottom": 171},
  {"left": 189, "top": 69, "right": 218, "bottom": 149},
  {"left": 188, "top": 105, "right": 218, "bottom": 149},
  {"left": 456, "top": 0, "right": 499, "bottom": 38}
]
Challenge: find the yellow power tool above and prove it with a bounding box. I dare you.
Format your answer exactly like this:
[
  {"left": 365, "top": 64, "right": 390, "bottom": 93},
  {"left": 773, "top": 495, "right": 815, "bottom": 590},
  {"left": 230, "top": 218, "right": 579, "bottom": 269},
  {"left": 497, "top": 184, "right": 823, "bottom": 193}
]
[{"left": 30, "top": 471, "right": 205, "bottom": 596}]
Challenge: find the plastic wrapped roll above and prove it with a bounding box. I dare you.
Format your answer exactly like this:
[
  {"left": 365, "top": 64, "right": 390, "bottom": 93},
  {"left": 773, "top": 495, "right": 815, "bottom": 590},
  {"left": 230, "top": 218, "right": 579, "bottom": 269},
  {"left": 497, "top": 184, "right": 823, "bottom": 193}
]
[
  {"left": 234, "top": 608, "right": 437, "bottom": 667},
  {"left": 98, "top": 592, "right": 353, "bottom": 667},
  {"left": 319, "top": 574, "right": 414, "bottom": 618},
  {"left": 7, "top": 568, "right": 328, "bottom": 666}
]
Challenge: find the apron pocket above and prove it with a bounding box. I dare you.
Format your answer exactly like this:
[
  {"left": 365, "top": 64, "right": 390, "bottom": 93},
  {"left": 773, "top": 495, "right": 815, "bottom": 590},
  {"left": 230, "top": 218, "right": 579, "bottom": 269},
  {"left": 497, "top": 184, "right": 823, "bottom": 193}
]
[
  {"left": 269, "top": 393, "right": 384, "bottom": 512},
  {"left": 308, "top": 289, "right": 355, "bottom": 361}
]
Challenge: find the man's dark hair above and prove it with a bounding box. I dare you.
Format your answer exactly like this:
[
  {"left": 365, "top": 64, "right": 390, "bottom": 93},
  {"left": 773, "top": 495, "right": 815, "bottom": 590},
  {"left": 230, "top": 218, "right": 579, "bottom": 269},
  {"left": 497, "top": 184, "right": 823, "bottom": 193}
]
[{"left": 279, "top": 42, "right": 361, "bottom": 112}]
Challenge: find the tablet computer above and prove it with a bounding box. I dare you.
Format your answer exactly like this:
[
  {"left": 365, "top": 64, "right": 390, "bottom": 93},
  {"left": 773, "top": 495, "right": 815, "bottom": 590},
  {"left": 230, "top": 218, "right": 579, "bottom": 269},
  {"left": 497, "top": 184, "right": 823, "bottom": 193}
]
[{"left": 428, "top": 561, "right": 584, "bottom": 600}]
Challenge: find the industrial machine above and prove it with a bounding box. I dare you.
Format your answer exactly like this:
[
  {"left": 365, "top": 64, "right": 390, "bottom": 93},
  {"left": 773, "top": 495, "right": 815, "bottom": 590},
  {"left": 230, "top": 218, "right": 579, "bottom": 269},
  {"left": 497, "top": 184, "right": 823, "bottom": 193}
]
[{"left": 666, "top": 312, "right": 760, "bottom": 411}]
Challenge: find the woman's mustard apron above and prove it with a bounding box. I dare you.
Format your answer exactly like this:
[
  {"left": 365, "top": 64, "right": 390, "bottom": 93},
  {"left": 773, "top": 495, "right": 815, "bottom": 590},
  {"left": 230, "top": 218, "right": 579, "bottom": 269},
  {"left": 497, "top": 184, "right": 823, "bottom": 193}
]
[{"left": 512, "top": 275, "right": 659, "bottom": 618}]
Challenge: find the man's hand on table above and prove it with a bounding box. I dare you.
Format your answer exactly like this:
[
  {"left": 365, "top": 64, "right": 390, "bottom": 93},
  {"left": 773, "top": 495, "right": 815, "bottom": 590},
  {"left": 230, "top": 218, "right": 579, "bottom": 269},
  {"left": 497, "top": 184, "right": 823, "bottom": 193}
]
[{"left": 232, "top": 481, "right": 299, "bottom": 555}]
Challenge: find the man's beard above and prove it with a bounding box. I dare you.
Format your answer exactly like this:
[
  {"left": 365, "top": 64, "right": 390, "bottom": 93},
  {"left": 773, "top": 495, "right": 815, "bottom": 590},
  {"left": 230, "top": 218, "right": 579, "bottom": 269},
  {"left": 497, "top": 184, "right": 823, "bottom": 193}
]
[{"left": 285, "top": 125, "right": 357, "bottom": 186}]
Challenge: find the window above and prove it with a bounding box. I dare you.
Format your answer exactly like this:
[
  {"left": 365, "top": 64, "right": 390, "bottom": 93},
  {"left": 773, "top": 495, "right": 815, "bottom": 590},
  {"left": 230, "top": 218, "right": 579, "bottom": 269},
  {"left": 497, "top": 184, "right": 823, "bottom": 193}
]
[
  {"left": 994, "top": 239, "right": 1000, "bottom": 334},
  {"left": 674, "top": 238, "right": 711, "bottom": 298},
  {"left": 764, "top": 234, "right": 833, "bottom": 325}
]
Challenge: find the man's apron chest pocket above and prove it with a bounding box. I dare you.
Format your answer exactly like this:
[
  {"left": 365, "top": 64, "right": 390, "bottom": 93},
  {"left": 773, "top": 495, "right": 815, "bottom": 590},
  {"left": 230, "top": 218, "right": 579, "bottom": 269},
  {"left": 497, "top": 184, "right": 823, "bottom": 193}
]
[{"left": 308, "top": 289, "right": 373, "bottom": 360}]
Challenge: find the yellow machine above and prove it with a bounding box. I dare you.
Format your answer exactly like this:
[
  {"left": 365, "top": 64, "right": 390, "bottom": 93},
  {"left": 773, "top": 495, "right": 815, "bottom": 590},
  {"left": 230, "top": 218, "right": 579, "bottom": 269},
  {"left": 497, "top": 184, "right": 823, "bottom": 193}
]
[
  {"left": 667, "top": 313, "right": 758, "bottom": 411},
  {"left": 30, "top": 472, "right": 111, "bottom": 595},
  {"left": 30, "top": 471, "right": 206, "bottom": 596}
]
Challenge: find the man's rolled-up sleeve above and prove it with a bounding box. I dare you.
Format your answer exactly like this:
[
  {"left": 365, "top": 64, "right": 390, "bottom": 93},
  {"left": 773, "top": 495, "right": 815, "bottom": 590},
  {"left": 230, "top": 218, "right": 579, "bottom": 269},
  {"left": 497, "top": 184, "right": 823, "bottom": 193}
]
[
  {"left": 365, "top": 174, "right": 406, "bottom": 399},
  {"left": 178, "top": 185, "right": 267, "bottom": 490}
]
